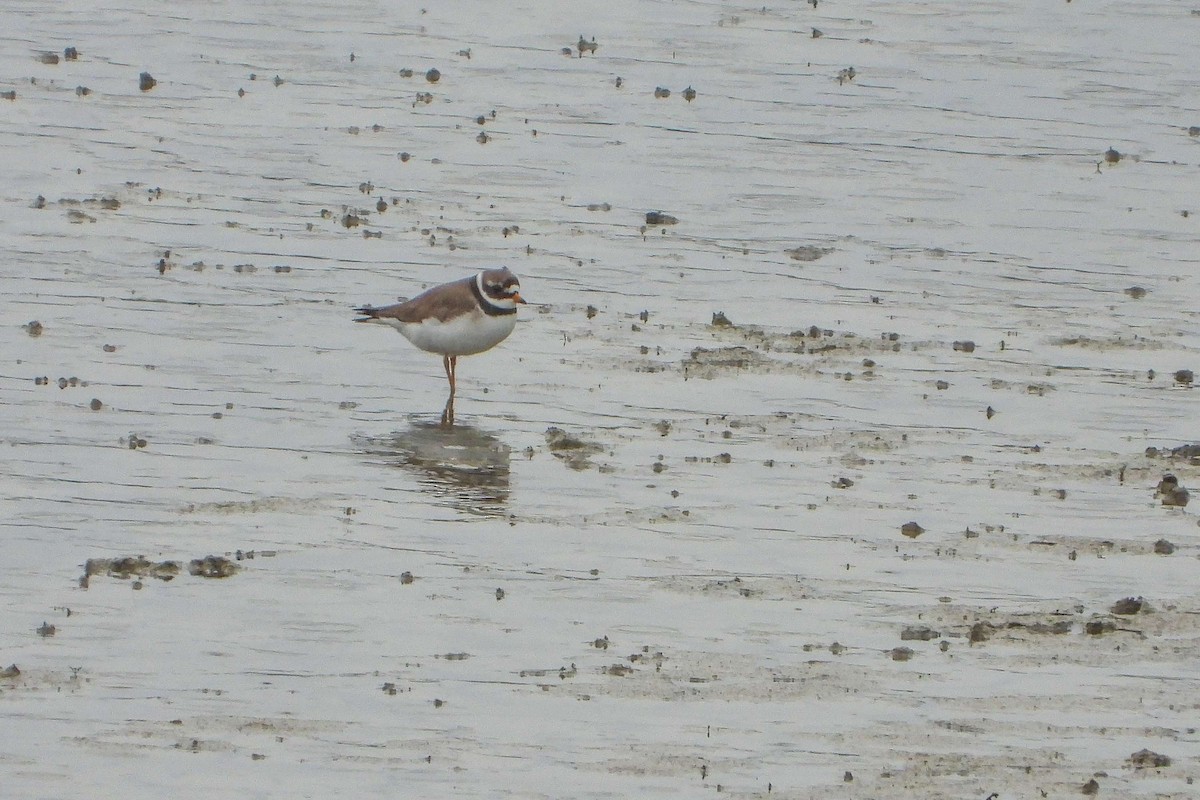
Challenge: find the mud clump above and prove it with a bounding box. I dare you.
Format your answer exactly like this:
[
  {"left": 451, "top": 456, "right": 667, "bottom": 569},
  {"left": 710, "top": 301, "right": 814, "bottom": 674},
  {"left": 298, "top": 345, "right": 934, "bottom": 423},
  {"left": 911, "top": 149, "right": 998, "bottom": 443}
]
[
  {"left": 83, "top": 557, "right": 181, "bottom": 586},
  {"left": 786, "top": 245, "right": 832, "bottom": 262},
  {"left": 900, "top": 626, "right": 940, "bottom": 641},
  {"left": 645, "top": 210, "right": 678, "bottom": 226},
  {"left": 1110, "top": 596, "right": 1149, "bottom": 615},
  {"left": 684, "top": 346, "right": 769, "bottom": 377},
  {"left": 1146, "top": 443, "right": 1200, "bottom": 462},
  {"left": 969, "top": 621, "right": 995, "bottom": 643},
  {"left": 1085, "top": 619, "right": 1117, "bottom": 636},
  {"left": 545, "top": 427, "right": 604, "bottom": 470},
  {"left": 189, "top": 556, "right": 239, "bottom": 578},
  {"left": 81, "top": 555, "right": 238, "bottom": 585},
  {"left": 1156, "top": 474, "right": 1189, "bottom": 507},
  {"left": 1127, "top": 749, "right": 1171, "bottom": 769}
]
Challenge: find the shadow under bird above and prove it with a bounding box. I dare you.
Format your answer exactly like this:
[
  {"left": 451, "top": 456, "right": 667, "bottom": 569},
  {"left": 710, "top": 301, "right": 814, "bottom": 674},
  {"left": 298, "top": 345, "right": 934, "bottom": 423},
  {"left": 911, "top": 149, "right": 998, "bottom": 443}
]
[{"left": 354, "top": 268, "right": 525, "bottom": 427}]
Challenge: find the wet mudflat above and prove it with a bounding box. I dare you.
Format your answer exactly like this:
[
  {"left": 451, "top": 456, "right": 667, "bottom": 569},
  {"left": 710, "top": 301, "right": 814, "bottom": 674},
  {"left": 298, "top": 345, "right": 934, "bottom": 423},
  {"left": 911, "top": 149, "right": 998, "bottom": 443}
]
[{"left": 3, "top": 1, "right": 1199, "bottom": 797}]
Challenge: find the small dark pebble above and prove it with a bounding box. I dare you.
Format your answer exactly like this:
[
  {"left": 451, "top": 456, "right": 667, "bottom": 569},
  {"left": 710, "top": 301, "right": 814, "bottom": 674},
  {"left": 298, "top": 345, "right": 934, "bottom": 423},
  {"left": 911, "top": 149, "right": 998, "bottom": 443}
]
[
  {"left": 25, "top": 320, "right": 44, "bottom": 337},
  {"left": 1173, "top": 369, "right": 1193, "bottom": 385},
  {"left": 90, "top": 398, "right": 102, "bottom": 411},
  {"left": 953, "top": 340, "right": 976, "bottom": 353},
  {"left": 900, "top": 521, "right": 924, "bottom": 538},
  {"left": 1153, "top": 539, "right": 1175, "bottom": 555},
  {"left": 645, "top": 210, "right": 678, "bottom": 226},
  {"left": 1082, "top": 778, "right": 1100, "bottom": 795},
  {"left": 425, "top": 68, "right": 441, "bottom": 83},
  {"left": 139, "top": 72, "right": 157, "bottom": 91}
]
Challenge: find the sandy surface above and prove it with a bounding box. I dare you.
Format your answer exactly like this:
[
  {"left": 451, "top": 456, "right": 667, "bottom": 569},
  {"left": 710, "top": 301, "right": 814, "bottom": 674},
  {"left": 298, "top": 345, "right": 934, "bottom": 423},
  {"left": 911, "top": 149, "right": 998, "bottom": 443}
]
[{"left": 3, "top": 1, "right": 1199, "bottom": 797}]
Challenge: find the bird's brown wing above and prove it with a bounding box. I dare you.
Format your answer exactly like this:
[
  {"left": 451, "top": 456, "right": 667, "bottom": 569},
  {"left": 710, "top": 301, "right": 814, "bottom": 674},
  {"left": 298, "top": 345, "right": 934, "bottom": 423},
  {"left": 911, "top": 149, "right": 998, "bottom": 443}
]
[{"left": 355, "top": 276, "right": 478, "bottom": 323}]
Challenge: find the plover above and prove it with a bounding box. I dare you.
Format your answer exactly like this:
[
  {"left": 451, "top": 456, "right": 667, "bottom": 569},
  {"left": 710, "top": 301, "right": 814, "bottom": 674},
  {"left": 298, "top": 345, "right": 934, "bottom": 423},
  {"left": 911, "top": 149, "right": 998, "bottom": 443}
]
[{"left": 355, "top": 268, "right": 525, "bottom": 427}]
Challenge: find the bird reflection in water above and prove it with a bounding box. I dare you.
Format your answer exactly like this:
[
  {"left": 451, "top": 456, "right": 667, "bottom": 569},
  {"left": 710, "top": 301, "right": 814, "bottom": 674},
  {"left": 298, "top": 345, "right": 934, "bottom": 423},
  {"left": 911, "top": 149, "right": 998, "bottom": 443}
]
[{"left": 355, "top": 418, "right": 510, "bottom": 516}]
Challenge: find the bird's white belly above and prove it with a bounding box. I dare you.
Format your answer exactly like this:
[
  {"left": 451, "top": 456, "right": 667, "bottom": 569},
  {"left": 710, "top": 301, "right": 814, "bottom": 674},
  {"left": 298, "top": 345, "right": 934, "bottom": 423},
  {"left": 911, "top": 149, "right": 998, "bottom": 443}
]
[{"left": 394, "top": 309, "right": 517, "bottom": 356}]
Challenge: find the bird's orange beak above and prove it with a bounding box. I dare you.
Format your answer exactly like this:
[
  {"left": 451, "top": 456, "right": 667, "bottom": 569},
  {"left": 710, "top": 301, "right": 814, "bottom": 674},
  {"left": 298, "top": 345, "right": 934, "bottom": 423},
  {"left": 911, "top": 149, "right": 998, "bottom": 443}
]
[{"left": 513, "top": 292, "right": 526, "bottom": 304}]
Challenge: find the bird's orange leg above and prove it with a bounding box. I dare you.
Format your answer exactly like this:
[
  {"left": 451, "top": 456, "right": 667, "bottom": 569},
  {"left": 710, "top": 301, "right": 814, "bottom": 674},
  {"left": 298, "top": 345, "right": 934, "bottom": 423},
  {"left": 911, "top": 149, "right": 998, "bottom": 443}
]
[{"left": 440, "top": 355, "right": 457, "bottom": 427}]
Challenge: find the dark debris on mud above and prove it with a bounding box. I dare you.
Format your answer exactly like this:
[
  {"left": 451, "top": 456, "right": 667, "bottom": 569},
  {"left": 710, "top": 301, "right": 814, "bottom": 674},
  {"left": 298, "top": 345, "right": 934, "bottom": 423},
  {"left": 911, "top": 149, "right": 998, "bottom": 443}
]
[
  {"left": 80, "top": 554, "right": 239, "bottom": 587},
  {"left": 545, "top": 426, "right": 604, "bottom": 471}
]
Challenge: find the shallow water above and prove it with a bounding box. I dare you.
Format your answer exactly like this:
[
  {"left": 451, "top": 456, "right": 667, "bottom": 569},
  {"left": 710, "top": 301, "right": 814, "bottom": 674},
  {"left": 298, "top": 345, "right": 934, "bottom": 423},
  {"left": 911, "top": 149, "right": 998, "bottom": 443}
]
[{"left": 3, "top": 1, "right": 1199, "bottom": 797}]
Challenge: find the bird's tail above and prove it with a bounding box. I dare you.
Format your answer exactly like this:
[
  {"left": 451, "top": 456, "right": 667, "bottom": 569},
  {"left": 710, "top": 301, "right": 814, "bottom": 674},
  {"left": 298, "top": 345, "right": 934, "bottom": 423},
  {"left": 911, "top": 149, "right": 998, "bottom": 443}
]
[{"left": 353, "top": 306, "right": 382, "bottom": 323}]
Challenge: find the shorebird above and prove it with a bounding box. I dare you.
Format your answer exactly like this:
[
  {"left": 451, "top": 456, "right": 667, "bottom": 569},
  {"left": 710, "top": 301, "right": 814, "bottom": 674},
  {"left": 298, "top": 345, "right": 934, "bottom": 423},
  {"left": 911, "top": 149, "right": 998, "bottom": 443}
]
[{"left": 354, "top": 268, "right": 524, "bottom": 427}]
